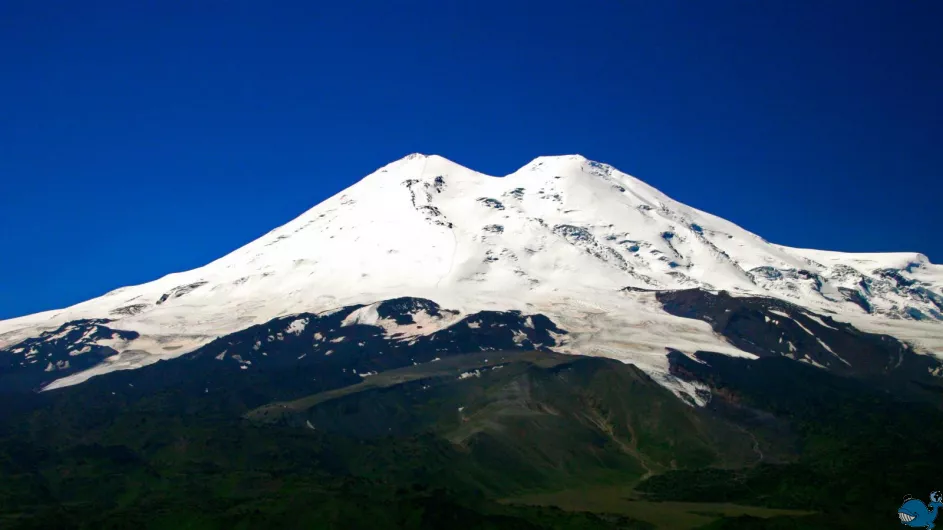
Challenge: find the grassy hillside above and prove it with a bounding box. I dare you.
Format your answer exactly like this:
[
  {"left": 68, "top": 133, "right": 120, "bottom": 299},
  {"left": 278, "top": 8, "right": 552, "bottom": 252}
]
[
  {"left": 253, "top": 353, "right": 753, "bottom": 496},
  {"left": 1, "top": 346, "right": 927, "bottom": 528},
  {"left": 637, "top": 352, "right": 943, "bottom": 528},
  {"left": 0, "top": 350, "right": 760, "bottom": 529}
]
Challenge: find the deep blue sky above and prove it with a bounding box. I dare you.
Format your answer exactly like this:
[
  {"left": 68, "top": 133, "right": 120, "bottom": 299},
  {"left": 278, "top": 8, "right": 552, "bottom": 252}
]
[{"left": 1, "top": 1, "right": 941, "bottom": 319}]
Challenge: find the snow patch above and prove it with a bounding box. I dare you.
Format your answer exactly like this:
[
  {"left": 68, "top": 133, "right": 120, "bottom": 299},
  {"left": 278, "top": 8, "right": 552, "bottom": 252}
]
[
  {"left": 512, "top": 330, "right": 528, "bottom": 345},
  {"left": 800, "top": 357, "right": 827, "bottom": 369},
  {"left": 46, "top": 326, "right": 76, "bottom": 341},
  {"left": 93, "top": 333, "right": 133, "bottom": 351},
  {"left": 342, "top": 304, "right": 381, "bottom": 327},
  {"left": 70, "top": 345, "right": 92, "bottom": 356},
  {"left": 792, "top": 319, "right": 815, "bottom": 337},
  {"left": 342, "top": 301, "right": 463, "bottom": 340},
  {"left": 78, "top": 326, "right": 98, "bottom": 342},
  {"left": 803, "top": 313, "right": 838, "bottom": 330}
]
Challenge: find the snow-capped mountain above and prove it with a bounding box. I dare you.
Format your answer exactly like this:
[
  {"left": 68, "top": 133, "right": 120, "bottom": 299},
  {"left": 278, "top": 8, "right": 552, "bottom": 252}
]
[{"left": 2, "top": 154, "right": 941, "bottom": 400}]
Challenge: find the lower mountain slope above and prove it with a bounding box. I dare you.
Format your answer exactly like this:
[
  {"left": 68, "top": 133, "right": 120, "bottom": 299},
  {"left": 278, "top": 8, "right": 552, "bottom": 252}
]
[
  {"left": 0, "top": 348, "right": 753, "bottom": 530},
  {"left": 248, "top": 351, "right": 756, "bottom": 496},
  {"left": 0, "top": 285, "right": 940, "bottom": 530},
  {"left": 638, "top": 351, "right": 943, "bottom": 528},
  {"left": 0, "top": 291, "right": 938, "bottom": 528}
]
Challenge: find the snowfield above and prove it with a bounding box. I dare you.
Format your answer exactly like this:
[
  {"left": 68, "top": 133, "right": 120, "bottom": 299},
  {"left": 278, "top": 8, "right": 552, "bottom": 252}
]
[{"left": 2, "top": 154, "right": 941, "bottom": 396}]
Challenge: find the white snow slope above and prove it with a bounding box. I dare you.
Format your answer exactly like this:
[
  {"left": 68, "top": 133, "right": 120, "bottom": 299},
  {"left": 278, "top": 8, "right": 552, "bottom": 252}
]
[{"left": 2, "top": 154, "right": 941, "bottom": 398}]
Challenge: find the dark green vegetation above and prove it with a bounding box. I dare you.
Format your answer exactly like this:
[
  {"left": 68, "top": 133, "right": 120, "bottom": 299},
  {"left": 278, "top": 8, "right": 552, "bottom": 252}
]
[
  {"left": 0, "top": 347, "right": 929, "bottom": 529},
  {"left": 506, "top": 488, "right": 815, "bottom": 530},
  {"left": 643, "top": 351, "right": 943, "bottom": 529},
  {"left": 248, "top": 351, "right": 756, "bottom": 496},
  {"left": 2, "top": 294, "right": 941, "bottom": 529},
  {"left": 0, "top": 350, "right": 698, "bottom": 529},
  {"left": 0, "top": 347, "right": 787, "bottom": 530}
]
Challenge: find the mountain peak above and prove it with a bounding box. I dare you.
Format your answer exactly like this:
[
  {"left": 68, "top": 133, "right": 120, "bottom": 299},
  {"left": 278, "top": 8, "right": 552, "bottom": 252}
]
[
  {"left": 389, "top": 152, "right": 469, "bottom": 165},
  {"left": 377, "top": 153, "right": 472, "bottom": 175},
  {"left": 381, "top": 154, "right": 605, "bottom": 181},
  {"left": 529, "top": 154, "right": 589, "bottom": 163},
  {"left": 520, "top": 154, "right": 589, "bottom": 170}
]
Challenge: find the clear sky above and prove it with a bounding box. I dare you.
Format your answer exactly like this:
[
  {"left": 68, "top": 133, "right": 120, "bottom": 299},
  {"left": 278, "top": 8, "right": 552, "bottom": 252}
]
[{"left": 1, "top": 1, "right": 941, "bottom": 319}]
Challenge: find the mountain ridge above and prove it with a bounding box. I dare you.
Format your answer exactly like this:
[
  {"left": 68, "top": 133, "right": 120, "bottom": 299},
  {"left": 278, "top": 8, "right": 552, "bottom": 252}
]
[{"left": 1, "top": 153, "right": 941, "bottom": 398}]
